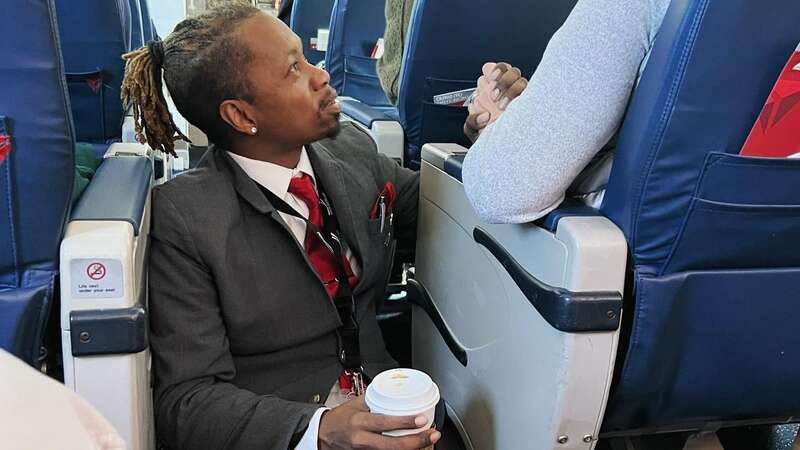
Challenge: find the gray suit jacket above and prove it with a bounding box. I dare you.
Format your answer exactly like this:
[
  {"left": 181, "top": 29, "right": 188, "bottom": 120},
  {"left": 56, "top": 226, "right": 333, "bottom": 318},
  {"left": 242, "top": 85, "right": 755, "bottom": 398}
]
[{"left": 148, "top": 123, "right": 419, "bottom": 449}]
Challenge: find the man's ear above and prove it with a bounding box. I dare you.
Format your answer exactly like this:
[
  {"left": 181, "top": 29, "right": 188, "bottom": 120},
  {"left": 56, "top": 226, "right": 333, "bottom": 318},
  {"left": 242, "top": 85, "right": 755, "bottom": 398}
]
[{"left": 219, "top": 99, "right": 258, "bottom": 135}]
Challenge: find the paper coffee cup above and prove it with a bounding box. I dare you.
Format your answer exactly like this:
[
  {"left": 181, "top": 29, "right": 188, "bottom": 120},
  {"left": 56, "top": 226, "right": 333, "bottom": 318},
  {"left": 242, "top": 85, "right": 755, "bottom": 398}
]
[{"left": 365, "top": 368, "right": 440, "bottom": 446}]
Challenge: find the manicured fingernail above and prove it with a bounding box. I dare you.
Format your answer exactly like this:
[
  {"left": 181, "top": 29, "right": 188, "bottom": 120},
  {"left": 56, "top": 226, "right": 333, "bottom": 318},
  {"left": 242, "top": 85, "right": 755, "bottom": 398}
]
[
  {"left": 415, "top": 416, "right": 427, "bottom": 427},
  {"left": 431, "top": 431, "right": 442, "bottom": 442},
  {"left": 499, "top": 97, "right": 510, "bottom": 110},
  {"left": 490, "top": 68, "right": 501, "bottom": 81},
  {"left": 492, "top": 88, "right": 500, "bottom": 101},
  {"left": 477, "top": 112, "right": 490, "bottom": 126}
]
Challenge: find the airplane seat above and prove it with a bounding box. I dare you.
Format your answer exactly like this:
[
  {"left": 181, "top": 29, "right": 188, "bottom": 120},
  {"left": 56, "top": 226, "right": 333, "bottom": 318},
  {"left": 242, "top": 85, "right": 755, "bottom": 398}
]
[
  {"left": 326, "top": 0, "right": 391, "bottom": 107},
  {"left": 128, "top": 0, "right": 145, "bottom": 50},
  {"left": 411, "top": 0, "right": 800, "bottom": 449},
  {"left": 0, "top": 0, "right": 76, "bottom": 368},
  {"left": 325, "top": 0, "right": 405, "bottom": 162},
  {"left": 400, "top": 0, "right": 579, "bottom": 169},
  {"left": 60, "top": 147, "right": 156, "bottom": 450},
  {"left": 345, "top": 0, "right": 577, "bottom": 170},
  {"left": 599, "top": 0, "right": 800, "bottom": 435},
  {"left": 290, "top": 0, "right": 336, "bottom": 66},
  {"left": 55, "top": 0, "right": 131, "bottom": 143}
]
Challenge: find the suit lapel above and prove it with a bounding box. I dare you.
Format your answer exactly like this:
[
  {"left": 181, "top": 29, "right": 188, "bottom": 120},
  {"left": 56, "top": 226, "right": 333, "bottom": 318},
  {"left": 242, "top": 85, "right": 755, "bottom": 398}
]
[
  {"left": 215, "top": 148, "right": 274, "bottom": 215},
  {"left": 214, "top": 144, "right": 375, "bottom": 294},
  {"left": 307, "top": 142, "right": 374, "bottom": 290},
  {"left": 215, "top": 148, "right": 312, "bottom": 259}
]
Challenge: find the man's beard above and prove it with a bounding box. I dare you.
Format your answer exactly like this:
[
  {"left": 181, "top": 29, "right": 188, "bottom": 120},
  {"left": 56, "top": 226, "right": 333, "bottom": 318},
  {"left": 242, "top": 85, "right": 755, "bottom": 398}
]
[{"left": 325, "top": 116, "right": 342, "bottom": 139}]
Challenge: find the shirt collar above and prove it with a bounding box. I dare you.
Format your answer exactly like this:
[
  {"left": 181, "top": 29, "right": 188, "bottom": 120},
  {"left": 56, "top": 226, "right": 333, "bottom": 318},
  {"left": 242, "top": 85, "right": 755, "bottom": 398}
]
[{"left": 227, "top": 147, "right": 316, "bottom": 198}]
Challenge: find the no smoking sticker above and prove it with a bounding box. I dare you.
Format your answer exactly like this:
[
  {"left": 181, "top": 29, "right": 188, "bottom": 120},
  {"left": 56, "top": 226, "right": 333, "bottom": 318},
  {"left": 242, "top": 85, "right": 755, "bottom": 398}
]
[
  {"left": 86, "top": 262, "right": 106, "bottom": 280},
  {"left": 71, "top": 258, "right": 123, "bottom": 298}
]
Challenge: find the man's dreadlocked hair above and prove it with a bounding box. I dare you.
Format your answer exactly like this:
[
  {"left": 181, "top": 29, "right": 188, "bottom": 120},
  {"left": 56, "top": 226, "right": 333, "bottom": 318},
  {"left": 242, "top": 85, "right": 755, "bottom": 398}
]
[{"left": 121, "top": 3, "right": 261, "bottom": 155}]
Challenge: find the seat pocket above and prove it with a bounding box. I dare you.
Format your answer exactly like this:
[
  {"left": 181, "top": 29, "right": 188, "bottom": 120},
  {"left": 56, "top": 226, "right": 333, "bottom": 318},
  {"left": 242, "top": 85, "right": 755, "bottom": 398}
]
[
  {"left": 664, "top": 152, "right": 800, "bottom": 273},
  {"left": 604, "top": 267, "right": 800, "bottom": 430},
  {"left": 344, "top": 54, "right": 379, "bottom": 77},
  {"left": 342, "top": 56, "right": 391, "bottom": 107},
  {"left": 420, "top": 102, "right": 471, "bottom": 149},
  {"left": 66, "top": 71, "right": 106, "bottom": 142},
  {"left": 422, "top": 77, "right": 475, "bottom": 101}
]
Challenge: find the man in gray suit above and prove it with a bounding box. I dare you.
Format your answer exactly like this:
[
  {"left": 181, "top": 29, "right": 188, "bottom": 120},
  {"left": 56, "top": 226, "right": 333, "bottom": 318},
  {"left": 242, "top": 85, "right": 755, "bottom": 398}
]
[{"left": 122, "top": 4, "right": 440, "bottom": 449}]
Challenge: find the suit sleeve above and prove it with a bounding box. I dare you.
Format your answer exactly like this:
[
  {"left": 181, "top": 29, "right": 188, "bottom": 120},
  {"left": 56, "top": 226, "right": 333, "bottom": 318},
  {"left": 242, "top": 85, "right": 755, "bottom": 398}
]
[{"left": 148, "top": 188, "right": 320, "bottom": 450}]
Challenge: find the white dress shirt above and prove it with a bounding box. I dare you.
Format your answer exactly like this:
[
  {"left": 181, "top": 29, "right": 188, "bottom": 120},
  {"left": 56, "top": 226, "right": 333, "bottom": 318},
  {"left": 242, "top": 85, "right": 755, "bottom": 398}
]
[{"left": 227, "top": 148, "right": 359, "bottom": 450}]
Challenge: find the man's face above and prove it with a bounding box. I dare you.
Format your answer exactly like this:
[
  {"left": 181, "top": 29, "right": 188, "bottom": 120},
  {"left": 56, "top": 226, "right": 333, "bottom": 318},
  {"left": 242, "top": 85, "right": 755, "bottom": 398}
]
[{"left": 236, "top": 13, "right": 341, "bottom": 146}]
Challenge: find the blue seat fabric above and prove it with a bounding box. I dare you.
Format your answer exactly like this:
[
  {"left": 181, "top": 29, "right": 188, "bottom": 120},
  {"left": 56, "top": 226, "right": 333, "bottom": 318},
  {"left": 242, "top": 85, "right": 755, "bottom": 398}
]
[
  {"left": 596, "top": 0, "right": 800, "bottom": 432},
  {"left": 55, "top": 0, "right": 130, "bottom": 143},
  {"left": 339, "top": 98, "right": 395, "bottom": 127},
  {"left": 325, "top": 0, "right": 391, "bottom": 107},
  {"left": 0, "top": 0, "right": 75, "bottom": 366},
  {"left": 140, "top": 0, "right": 156, "bottom": 43},
  {"left": 397, "top": 0, "right": 577, "bottom": 169},
  {"left": 128, "top": 0, "right": 144, "bottom": 49},
  {"left": 290, "top": 0, "right": 336, "bottom": 66}
]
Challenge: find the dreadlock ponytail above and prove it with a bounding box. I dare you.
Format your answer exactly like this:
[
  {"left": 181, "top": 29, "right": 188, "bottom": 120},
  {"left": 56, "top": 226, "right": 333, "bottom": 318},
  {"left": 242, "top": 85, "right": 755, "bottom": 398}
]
[{"left": 121, "top": 40, "right": 189, "bottom": 156}]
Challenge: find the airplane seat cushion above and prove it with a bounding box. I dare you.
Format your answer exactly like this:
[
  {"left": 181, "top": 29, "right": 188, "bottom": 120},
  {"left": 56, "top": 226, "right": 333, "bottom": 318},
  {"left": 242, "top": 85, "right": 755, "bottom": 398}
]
[
  {"left": 598, "top": 0, "right": 800, "bottom": 432},
  {"left": 397, "top": 0, "right": 577, "bottom": 168},
  {"left": 326, "top": 0, "right": 391, "bottom": 107},
  {"left": 55, "top": 0, "right": 131, "bottom": 143},
  {"left": 290, "top": 0, "right": 336, "bottom": 66},
  {"left": 0, "top": 0, "right": 75, "bottom": 366}
]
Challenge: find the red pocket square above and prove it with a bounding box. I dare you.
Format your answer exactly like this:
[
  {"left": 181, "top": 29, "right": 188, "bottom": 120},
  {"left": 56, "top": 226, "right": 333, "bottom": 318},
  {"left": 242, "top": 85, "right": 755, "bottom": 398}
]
[{"left": 369, "top": 182, "right": 397, "bottom": 219}]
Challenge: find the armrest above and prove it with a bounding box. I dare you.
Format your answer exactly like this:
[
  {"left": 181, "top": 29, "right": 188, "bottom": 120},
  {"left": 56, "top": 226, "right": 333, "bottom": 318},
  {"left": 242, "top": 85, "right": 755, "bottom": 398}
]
[
  {"left": 415, "top": 154, "right": 628, "bottom": 449},
  {"left": 538, "top": 199, "right": 602, "bottom": 232},
  {"left": 105, "top": 142, "right": 150, "bottom": 158},
  {"left": 70, "top": 156, "right": 153, "bottom": 236},
  {"left": 59, "top": 154, "right": 155, "bottom": 449},
  {"left": 473, "top": 227, "right": 621, "bottom": 332},
  {"left": 340, "top": 98, "right": 394, "bottom": 127},
  {"left": 421, "top": 143, "right": 468, "bottom": 181},
  {"left": 422, "top": 143, "right": 603, "bottom": 232},
  {"left": 342, "top": 100, "right": 405, "bottom": 163}
]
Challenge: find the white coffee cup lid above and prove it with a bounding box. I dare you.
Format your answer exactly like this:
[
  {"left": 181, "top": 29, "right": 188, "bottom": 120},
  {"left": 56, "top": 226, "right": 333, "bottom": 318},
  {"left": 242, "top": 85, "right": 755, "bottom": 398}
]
[{"left": 365, "top": 368, "right": 440, "bottom": 415}]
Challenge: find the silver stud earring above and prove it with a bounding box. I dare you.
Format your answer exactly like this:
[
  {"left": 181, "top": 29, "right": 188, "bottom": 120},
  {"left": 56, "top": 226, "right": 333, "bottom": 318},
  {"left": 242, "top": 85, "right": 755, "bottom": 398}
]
[{"left": 250, "top": 126, "right": 258, "bottom": 135}]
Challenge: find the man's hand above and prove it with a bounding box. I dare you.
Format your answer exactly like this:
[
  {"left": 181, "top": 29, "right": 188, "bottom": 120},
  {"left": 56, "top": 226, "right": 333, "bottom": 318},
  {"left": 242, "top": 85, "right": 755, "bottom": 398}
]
[
  {"left": 464, "top": 62, "right": 528, "bottom": 143},
  {"left": 318, "top": 396, "right": 441, "bottom": 450}
]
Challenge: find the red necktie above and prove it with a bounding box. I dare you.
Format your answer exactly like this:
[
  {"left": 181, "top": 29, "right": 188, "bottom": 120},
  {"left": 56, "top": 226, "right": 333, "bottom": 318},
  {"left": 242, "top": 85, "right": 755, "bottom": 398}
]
[{"left": 288, "top": 174, "right": 358, "bottom": 299}]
